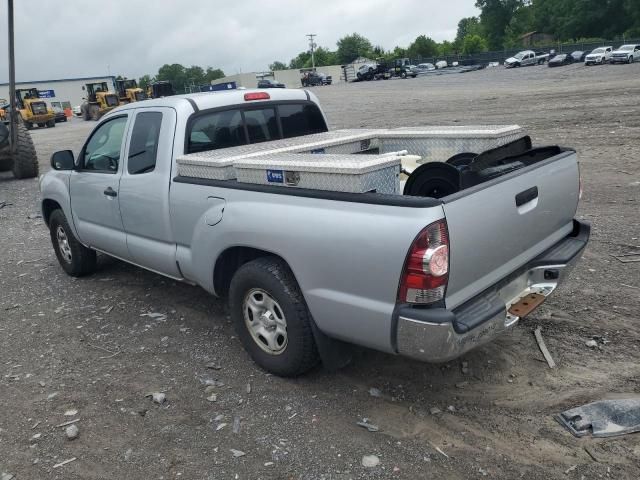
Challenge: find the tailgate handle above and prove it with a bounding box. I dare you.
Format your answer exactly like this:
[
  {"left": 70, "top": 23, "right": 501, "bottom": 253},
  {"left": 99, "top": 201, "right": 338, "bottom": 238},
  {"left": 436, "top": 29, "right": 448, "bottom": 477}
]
[{"left": 515, "top": 186, "right": 538, "bottom": 207}]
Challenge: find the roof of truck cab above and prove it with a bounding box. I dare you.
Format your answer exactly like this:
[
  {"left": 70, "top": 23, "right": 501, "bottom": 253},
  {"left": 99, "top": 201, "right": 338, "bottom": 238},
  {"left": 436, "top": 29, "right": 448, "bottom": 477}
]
[{"left": 113, "top": 88, "right": 313, "bottom": 113}]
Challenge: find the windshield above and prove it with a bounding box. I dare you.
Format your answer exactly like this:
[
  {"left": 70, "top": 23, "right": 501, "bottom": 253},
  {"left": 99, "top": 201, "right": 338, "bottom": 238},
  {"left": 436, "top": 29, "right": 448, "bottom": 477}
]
[
  {"left": 592, "top": 48, "right": 605, "bottom": 54},
  {"left": 554, "top": 54, "right": 566, "bottom": 60},
  {"left": 514, "top": 52, "right": 526, "bottom": 60},
  {"left": 619, "top": 45, "right": 633, "bottom": 51}
]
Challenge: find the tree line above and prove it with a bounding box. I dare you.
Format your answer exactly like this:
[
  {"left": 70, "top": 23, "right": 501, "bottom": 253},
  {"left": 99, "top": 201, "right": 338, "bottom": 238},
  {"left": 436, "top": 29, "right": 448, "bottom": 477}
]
[
  {"left": 270, "top": 0, "right": 640, "bottom": 70},
  {"left": 136, "top": 64, "right": 225, "bottom": 93}
]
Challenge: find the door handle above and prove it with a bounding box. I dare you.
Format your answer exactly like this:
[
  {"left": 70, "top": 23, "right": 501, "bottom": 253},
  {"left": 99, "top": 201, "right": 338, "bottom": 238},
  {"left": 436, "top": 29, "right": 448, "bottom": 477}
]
[
  {"left": 515, "top": 186, "right": 538, "bottom": 207},
  {"left": 104, "top": 187, "right": 117, "bottom": 197}
]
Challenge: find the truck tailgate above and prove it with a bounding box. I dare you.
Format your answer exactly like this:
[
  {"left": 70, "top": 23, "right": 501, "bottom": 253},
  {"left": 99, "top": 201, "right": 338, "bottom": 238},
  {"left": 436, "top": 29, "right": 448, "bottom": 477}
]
[{"left": 442, "top": 150, "right": 580, "bottom": 309}]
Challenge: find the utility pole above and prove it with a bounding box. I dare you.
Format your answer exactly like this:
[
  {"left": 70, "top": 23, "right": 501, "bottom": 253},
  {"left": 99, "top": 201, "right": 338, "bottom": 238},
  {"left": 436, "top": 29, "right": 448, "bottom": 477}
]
[
  {"left": 306, "top": 34, "right": 316, "bottom": 70},
  {"left": 7, "top": 0, "right": 17, "bottom": 153}
]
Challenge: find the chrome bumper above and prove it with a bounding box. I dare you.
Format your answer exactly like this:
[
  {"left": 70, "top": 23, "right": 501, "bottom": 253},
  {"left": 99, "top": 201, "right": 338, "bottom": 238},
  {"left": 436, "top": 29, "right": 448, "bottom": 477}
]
[{"left": 396, "top": 220, "right": 589, "bottom": 363}]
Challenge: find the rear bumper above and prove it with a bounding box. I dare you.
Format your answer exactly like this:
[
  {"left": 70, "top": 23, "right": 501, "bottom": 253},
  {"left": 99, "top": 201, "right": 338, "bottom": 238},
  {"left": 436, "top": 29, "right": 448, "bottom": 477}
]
[{"left": 395, "top": 219, "right": 590, "bottom": 363}]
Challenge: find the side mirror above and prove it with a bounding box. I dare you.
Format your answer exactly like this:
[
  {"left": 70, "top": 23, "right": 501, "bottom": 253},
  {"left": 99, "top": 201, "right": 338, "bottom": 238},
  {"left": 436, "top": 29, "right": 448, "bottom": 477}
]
[{"left": 51, "top": 150, "right": 75, "bottom": 170}]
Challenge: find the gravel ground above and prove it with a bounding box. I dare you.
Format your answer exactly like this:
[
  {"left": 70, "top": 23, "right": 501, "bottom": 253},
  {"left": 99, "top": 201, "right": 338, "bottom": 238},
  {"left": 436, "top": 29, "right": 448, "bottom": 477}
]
[{"left": 1, "top": 62, "right": 639, "bottom": 480}]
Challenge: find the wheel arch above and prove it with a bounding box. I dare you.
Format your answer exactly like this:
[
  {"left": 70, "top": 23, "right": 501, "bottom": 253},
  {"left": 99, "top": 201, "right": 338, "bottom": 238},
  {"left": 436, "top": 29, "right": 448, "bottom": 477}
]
[
  {"left": 42, "top": 198, "right": 62, "bottom": 226},
  {"left": 213, "top": 246, "right": 297, "bottom": 298}
]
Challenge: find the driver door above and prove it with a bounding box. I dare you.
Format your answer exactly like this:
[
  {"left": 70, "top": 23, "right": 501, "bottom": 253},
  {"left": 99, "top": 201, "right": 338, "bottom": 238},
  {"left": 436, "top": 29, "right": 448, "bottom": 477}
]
[{"left": 69, "top": 114, "right": 131, "bottom": 260}]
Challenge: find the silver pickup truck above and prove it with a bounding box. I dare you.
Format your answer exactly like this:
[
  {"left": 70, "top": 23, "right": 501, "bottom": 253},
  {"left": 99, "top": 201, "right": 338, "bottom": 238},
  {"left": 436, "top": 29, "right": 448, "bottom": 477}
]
[{"left": 40, "top": 88, "right": 589, "bottom": 376}]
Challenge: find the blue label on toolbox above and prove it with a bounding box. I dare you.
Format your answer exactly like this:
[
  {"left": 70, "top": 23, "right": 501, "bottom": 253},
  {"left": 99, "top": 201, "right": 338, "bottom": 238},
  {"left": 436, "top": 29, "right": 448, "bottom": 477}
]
[
  {"left": 310, "top": 148, "right": 326, "bottom": 154},
  {"left": 266, "top": 169, "right": 284, "bottom": 183}
]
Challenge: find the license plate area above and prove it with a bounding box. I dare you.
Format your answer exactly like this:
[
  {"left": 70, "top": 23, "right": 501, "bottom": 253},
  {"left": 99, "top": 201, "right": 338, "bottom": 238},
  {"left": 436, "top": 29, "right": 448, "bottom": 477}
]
[{"left": 508, "top": 293, "right": 546, "bottom": 318}]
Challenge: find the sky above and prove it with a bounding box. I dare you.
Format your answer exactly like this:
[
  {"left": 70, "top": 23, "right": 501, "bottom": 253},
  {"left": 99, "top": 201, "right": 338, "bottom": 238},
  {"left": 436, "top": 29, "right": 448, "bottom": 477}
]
[{"left": 0, "top": 0, "right": 478, "bottom": 82}]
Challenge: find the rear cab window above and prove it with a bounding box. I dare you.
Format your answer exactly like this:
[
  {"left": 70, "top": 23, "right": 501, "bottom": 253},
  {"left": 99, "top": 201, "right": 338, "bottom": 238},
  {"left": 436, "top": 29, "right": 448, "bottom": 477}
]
[{"left": 187, "top": 102, "right": 327, "bottom": 154}]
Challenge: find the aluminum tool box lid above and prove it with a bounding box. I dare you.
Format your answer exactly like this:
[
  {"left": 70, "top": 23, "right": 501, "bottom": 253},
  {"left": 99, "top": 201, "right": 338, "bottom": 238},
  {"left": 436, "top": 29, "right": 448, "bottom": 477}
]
[{"left": 234, "top": 153, "right": 401, "bottom": 174}]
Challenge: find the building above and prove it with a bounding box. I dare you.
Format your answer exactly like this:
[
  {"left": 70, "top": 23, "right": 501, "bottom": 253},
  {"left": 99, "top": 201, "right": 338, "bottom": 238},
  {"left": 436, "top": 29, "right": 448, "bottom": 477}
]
[{"left": 0, "top": 76, "right": 116, "bottom": 111}]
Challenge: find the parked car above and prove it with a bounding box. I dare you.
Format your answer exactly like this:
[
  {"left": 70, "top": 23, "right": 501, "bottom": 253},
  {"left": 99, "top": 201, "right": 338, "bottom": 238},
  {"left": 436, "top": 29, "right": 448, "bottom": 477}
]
[
  {"left": 548, "top": 53, "right": 573, "bottom": 67},
  {"left": 570, "top": 51, "right": 588, "bottom": 62},
  {"left": 257, "top": 79, "right": 285, "bottom": 89},
  {"left": 609, "top": 44, "right": 640, "bottom": 64},
  {"left": 52, "top": 107, "right": 68, "bottom": 123},
  {"left": 72, "top": 105, "right": 82, "bottom": 117},
  {"left": 585, "top": 46, "right": 612, "bottom": 65},
  {"left": 415, "top": 63, "right": 436, "bottom": 73},
  {"left": 356, "top": 63, "right": 379, "bottom": 80},
  {"left": 435, "top": 60, "right": 448, "bottom": 69},
  {"left": 301, "top": 71, "right": 332, "bottom": 87},
  {"left": 504, "top": 50, "right": 549, "bottom": 68},
  {"left": 41, "top": 88, "right": 589, "bottom": 376}
]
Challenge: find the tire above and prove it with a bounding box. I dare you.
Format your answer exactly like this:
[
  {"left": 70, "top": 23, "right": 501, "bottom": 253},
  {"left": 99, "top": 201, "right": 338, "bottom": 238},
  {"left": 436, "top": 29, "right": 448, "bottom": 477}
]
[
  {"left": 37, "top": 123, "right": 45, "bottom": 128},
  {"left": 49, "top": 209, "right": 97, "bottom": 277},
  {"left": 401, "top": 71, "right": 407, "bottom": 79},
  {"left": 89, "top": 104, "right": 101, "bottom": 121},
  {"left": 46, "top": 119, "right": 55, "bottom": 128},
  {"left": 25, "top": 121, "right": 33, "bottom": 130},
  {"left": 0, "top": 155, "right": 12, "bottom": 172},
  {"left": 82, "top": 103, "right": 91, "bottom": 121},
  {"left": 11, "top": 121, "right": 38, "bottom": 179},
  {"left": 229, "top": 257, "right": 319, "bottom": 377},
  {"left": 629, "top": 56, "right": 634, "bottom": 64}
]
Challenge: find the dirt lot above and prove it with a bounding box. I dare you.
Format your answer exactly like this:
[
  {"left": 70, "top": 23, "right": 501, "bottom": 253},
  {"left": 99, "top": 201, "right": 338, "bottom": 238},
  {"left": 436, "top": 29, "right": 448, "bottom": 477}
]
[{"left": 1, "top": 63, "right": 639, "bottom": 480}]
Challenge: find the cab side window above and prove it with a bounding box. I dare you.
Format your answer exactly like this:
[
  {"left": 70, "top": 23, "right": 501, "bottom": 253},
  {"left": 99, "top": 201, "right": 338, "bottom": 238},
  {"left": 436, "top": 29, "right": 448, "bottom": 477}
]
[
  {"left": 128, "top": 112, "right": 162, "bottom": 174},
  {"left": 82, "top": 116, "right": 128, "bottom": 173}
]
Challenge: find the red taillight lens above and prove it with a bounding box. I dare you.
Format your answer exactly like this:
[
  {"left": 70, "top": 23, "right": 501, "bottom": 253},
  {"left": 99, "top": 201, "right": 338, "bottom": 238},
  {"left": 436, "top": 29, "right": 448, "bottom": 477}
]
[
  {"left": 398, "top": 219, "right": 449, "bottom": 304},
  {"left": 244, "top": 92, "right": 270, "bottom": 101}
]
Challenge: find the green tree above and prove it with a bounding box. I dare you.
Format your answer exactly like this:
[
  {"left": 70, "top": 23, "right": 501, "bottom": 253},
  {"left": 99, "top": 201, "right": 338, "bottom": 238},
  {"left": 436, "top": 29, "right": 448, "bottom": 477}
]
[
  {"left": 269, "top": 61, "right": 288, "bottom": 71},
  {"left": 407, "top": 35, "right": 439, "bottom": 59},
  {"left": 205, "top": 67, "right": 225, "bottom": 82},
  {"left": 438, "top": 40, "right": 457, "bottom": 56},
  {"left": 138, "top": 74, "right": 154, "bottom": 90},
  {"left": 185, "top": 65, "right": 206, "bottom": 86},
  {"left": 157, "top": 63, "right": 187, "bottom": 92},
  {"left": 462, "top": 34, "right": 489, "bottom": 54},
  {"left": 336, "top": 33, "right": 373, "bottom": 63},
  {"left": 475, "top": 0, "right": 524, "bottom": 49},
  {"left": 289, "top": 51, "right": 312, "bottom": 69},
  {"left": 455, "top": 17, "right": 483, "bottom": 45}
]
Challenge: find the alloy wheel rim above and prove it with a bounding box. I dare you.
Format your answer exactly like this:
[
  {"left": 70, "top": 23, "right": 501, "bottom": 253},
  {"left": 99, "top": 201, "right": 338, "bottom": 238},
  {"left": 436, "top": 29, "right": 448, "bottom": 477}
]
[
  {"left": 243, "top": 288, "right": 288, "bottom": 355},
  {"left": 56, "top": 226, "right": 72, "bottom": 263}
]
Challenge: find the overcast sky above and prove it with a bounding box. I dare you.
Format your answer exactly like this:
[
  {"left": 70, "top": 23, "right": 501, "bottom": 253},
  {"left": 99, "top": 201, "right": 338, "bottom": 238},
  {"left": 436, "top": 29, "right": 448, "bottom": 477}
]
[{"left": 0, "top": 0, "right": 478, "bottom": 82}]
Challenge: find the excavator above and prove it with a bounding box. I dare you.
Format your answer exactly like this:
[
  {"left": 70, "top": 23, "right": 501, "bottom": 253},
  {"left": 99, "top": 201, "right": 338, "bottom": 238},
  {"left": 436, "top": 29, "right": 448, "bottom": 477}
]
[
  {"left": 115, "top": 78, "right": 146, "bottom": 104},
  {"left": 15, "top": 87, "right": 56, "bottom": 129},
  {"left": 80, "top": 81, "right": 120, "bottom": 121},
  {"left": 0, "top": 0, "right": 38, "bottom": 179}
]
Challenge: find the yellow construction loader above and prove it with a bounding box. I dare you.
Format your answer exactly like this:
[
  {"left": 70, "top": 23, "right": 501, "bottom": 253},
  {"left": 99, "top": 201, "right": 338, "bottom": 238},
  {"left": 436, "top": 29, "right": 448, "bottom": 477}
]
[
  {"left": 15, "top": 88, "right": 56, "bottom": 129},
  {"left": 115, "top": 78, "right": 146, "bottom": 104},
  {"left": 80, "top": 82, "right": 120, "bottom": 121}
]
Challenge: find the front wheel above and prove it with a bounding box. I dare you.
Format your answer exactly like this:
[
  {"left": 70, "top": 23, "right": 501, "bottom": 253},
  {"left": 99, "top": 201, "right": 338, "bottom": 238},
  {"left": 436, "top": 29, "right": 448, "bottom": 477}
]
[
  {"left": 229, "top": 257, "right": 319, "bottom": 377},
  {"left": 49, "top": 209, "right": 97, "bottom": 277},
  {"left": 629, "top": 56, "right": 634, "bottom": 64}
]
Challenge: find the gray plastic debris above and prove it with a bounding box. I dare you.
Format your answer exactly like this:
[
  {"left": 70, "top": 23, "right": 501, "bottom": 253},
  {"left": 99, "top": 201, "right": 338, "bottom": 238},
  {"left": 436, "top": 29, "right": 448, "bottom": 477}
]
[
  {"left": 230, "top": 449, "right": 245, "bottom": 457},
  {"left": 357, "top": 420, "right": 379, "bottom": 432},
  {"left": 65, "top": 424, "right": 79, "bottom": 440},
  {"left": 1, "top": 473, "right": 15, "bottom": 480},
  {"left": 362, "top": 455, "right": 380, "bottom": 467},
  {"left": 556, "top": 398, "right": 640, "bottom": 438}
]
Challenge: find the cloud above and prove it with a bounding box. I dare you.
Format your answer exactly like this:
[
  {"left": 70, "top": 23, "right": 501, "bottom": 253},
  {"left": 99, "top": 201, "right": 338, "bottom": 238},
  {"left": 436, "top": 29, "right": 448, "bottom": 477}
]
[{"left": 0, "top": 0, "right": 478, "bottom": 82}]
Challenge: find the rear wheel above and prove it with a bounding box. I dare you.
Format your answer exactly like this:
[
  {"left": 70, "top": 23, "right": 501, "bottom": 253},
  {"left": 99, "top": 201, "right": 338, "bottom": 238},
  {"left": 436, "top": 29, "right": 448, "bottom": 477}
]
[
  {"left": 24, "top": 121, "right": 33, "bottom": 130},
  {"left": 49, "top": 209, "right": 97, "bottom": 277},
  {"left": 89, "top": 104, "right": 101, "bottom": 121},
  {"left": 11, "top": 121, "right": 38, "bottom": 179},
  {"left": 46, "top": 119, "right": 55, "bottom": 128},
  {"left": 229, "top": 257, "right": 319, "bottom": 377}
]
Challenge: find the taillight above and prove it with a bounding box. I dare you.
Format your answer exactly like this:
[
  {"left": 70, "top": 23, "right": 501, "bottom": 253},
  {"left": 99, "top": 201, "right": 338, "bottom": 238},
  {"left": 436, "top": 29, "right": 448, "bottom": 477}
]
[
  {"left": 398, "top": 219, "right": 449, "bottom": 304},
  {"left": 244, "top": 92, "right": 270, "bottom": 101}
]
